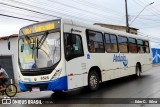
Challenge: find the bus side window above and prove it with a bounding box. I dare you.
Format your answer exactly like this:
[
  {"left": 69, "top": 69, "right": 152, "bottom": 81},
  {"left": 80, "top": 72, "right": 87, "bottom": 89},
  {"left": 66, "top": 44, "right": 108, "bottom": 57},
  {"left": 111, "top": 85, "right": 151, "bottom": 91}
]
[
  {"left": 137, "top": 39, "right": 144, "bottom": 53},
  {"left": 86, "top": 30, "right": 104, "bottom": 53},
  {"left": 128, "top": 38, "right": 137, "bottom": 53},
  {"left": 118, "top": 36, "right": 128, "bottom": 53},
  {"left": 104, "top": 33, "right": 118, "bottom": 53},
  {"left": 64, "top": 33, "right": 84, "bottom": 61},
  {"left": 143, "top": 41, "right": 150, "bottom": 53},
  {"left": 104, "top": 34, "right": 111, "bottom": 52},
  {"left": 110, "top": 34, "right": 118, "bottom": 53}
]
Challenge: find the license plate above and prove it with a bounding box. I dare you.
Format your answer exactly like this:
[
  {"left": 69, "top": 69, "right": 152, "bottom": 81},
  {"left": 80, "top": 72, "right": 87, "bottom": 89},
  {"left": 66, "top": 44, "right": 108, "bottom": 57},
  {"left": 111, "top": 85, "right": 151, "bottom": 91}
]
[{"left": 32, "top": 87, "right": 40, "bottom": 92}]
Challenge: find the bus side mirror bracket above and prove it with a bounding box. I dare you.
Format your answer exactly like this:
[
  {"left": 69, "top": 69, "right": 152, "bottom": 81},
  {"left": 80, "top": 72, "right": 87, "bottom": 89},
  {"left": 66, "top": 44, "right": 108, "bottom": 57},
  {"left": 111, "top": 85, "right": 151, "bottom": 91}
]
[{"left": 21, "top": 44, "right": 24, "bottom": 52}]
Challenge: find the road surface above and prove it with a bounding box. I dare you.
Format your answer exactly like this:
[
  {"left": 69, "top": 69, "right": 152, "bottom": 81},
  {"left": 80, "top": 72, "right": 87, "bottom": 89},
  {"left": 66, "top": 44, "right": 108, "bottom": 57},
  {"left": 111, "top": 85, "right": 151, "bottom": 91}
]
[{"left": 2, "top": 65, "right": 160, "bottom": 107}]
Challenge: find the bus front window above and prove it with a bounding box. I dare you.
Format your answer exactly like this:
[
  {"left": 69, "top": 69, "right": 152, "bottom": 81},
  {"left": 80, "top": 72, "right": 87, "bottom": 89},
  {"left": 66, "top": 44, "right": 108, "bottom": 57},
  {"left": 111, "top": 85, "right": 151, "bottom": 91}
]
[{"left": 18, "top": 32, "right": 60, "bottom": 70}]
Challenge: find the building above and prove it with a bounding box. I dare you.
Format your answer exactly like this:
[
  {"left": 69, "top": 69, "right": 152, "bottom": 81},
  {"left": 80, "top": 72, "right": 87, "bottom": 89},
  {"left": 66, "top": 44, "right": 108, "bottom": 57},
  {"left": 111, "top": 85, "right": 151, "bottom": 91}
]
[
  {"left": 0, "top": 34, "right": 18, "bottom": 84},
  {"left": 94, "top": 23, "right": 139, "bottom": 35}
]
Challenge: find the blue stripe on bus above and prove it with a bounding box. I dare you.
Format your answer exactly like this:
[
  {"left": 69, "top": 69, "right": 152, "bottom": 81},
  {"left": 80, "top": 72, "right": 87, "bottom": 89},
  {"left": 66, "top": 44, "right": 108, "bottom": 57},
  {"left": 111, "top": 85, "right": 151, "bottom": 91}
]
[{"left": 18, "top": 76, "right": 68, "bottom": 91}]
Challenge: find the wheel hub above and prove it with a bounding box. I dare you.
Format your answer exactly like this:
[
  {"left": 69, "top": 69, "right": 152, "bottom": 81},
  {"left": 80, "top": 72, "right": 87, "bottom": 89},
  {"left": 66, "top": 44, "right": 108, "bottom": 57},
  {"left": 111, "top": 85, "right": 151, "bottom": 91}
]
[{"left": 90, "top": 75, "right": 98, "bottom": 88}]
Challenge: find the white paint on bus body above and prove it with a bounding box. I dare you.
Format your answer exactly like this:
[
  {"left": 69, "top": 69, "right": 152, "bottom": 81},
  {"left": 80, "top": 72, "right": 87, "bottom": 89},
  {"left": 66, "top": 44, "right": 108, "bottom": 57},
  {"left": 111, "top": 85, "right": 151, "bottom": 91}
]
[{"left": 18, "top": 18, "right": 152, "bottom": 91}]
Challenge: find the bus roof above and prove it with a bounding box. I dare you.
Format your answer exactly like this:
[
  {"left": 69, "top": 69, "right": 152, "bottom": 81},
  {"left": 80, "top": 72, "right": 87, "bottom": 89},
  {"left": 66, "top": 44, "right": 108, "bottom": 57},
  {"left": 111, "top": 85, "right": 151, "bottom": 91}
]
[
  {"left": 20, "top": 18, "right": 150, "bottom": 41},
  {"left": 62, "top": 18, "right": 150, "bottom": 41},
  {"left": 20, "top": 19, "right": 61, "bottom": 30}
]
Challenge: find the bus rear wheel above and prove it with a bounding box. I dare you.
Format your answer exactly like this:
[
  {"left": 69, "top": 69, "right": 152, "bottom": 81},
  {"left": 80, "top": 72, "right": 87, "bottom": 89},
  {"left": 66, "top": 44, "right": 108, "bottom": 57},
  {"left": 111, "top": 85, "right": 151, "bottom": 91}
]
[
  {"left": 88, "top": 71, "right": 99, "bottom": 91},
  {"left": 135, "top": 65, "right": 141, "bottom": 78}
]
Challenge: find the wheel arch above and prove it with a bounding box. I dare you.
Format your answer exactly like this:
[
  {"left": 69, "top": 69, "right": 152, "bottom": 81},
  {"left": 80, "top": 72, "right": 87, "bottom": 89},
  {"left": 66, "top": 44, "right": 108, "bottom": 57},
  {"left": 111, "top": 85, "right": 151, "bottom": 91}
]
[
  {"left": 136, "top": 62, "right": 142, "bottom": 72},
  {"left": 88, "top": 66, "right": 102, "bottom": 82}
]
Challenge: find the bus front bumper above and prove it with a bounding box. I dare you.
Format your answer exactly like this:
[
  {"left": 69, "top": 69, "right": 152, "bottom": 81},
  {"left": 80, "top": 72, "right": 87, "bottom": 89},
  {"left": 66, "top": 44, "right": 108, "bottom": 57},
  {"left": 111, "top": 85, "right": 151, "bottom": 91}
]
[{"left": 18, "top": 76, "right": 68, "bottom": 92}]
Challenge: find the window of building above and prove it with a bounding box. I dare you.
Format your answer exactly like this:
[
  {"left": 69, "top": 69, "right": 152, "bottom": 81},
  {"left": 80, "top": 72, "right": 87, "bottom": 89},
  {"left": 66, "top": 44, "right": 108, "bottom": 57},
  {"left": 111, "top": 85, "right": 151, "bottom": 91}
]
[
  {"left": 86, "top": 30, "right": 104, "bottom": 53},
  {"left": 105, "top": 33, "right": 118, "bottom": 53},
  {"left": 64, "top": 33, "right": 84, "bottom": 61},
  {"left": 128, "top": 38, "right": 137, "bottom": 53},
  {"left": 118, "top": 36, "right": 128, "bottom": 53}
]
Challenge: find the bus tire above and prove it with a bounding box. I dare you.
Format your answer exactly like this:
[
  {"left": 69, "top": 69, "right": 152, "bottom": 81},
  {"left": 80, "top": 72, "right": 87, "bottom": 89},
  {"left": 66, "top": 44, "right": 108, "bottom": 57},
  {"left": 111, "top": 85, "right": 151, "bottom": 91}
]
[
  {"left": 88, "top": 71, "right": 99, "bottom": 91},
  {"left": 135, "top": 65, "right": 141, "bottom": 78}
]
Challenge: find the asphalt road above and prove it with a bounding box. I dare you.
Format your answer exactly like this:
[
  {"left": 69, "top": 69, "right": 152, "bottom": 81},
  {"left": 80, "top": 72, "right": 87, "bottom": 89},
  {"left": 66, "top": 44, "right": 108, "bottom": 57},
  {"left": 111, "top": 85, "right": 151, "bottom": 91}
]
[{"left": 3, "top": 65, "right": 160, "bottom": 107}]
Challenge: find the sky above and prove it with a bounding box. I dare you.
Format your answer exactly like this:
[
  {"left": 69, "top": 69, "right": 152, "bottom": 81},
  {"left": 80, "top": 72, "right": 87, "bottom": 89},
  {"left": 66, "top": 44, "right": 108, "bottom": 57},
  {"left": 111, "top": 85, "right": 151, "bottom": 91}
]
[{"left": 0, "top": 0, "right": 160, "bottom": 47}]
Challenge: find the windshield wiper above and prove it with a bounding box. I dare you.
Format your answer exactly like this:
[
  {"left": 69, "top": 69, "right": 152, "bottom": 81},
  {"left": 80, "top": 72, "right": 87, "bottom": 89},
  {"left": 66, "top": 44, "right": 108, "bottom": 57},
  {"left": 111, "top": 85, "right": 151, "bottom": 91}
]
[
  {"left": 38, "top": 32, "right": 49, "bottom": 48},
  {"left": 36, "top": 31, "right": 49, "bottom": 59},
  {"left": 20, "top": 29, "right": 25, "bottom": 35}
]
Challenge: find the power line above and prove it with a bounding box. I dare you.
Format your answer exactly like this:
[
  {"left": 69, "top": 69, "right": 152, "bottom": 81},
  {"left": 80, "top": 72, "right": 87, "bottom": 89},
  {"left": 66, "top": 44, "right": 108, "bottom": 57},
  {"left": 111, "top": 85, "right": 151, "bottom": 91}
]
[
  {"left": 0, "top": 2, "right": 60, "bottom": 18},
  {"left": 47, "top": 0, "right": 122, "bottom": 19},
  {"left": 139, "top": 0, "right": 157, "bottom": 14},
  {"left": 2, "top": 0, "right": 125, "bottom": 19},
  {"left": 0, "top": 3, "right": 160, "bottom": 44},
  {"left": 154, "top": 2, "right": 160, "bottom": 7},
  {"left": 130, "top": 14, "right": 160, "bottom": 17},
  {"left": 139, "top": 32, "right": 160, "bottom": 40},
  {"left": 5, "top": 0, "right": 123, "bottom": 23},
  {"left": 139, "top": 26, "right": 160, "bottom": 29},
  {"left": 129, "top": 0, "right": 160, "bottom": 28},
  {"left": 0, "top": 1, "right": 102, "bottom": 23},
  {"left": 70, "top": 0, "right": 125, "bottom": 16},
  {"left": 0, "top": 13, "right": 39, "bottom": 22},
  {"left": 130, "top": 16, "right": 160, "bottom": 22},
  {"left": 0, "top": 1, "right": 97, "bottom": 24},
  {"left": 27, "top": 0, "right": 123, "bottom": 21},
  {"left": 132, "top": 0, "right": 160, "bottom": 17},
  {"left": 46, "top": 0, "right": 123, "bottom": 22},
  {"left": 138, "top": 0, "right": 160, "bottom": 18},
  {"left": 129, "top": 2, "right": 154, "bottom": 26},
  {"left": 0, "top": 1, "right": 98, "bottom": 24},
  {"left": 142, "top": 0, "right": 160, "bottom": 15},
  {"left": 0, "top": 8, "right": 47, "bottom": 20},
  {"left": 2, "top": 0, "right": 160, "bottom": 35},
  {"left": 132, "top": 0, "right": 160, "bottom": 18}
]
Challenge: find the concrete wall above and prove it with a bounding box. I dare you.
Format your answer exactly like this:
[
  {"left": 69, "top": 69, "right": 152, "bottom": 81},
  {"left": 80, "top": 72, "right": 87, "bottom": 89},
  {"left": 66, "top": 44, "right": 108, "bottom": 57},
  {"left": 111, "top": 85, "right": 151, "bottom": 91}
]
[{"left": 0, "top": 37, "right": 19, "bottom": 82}]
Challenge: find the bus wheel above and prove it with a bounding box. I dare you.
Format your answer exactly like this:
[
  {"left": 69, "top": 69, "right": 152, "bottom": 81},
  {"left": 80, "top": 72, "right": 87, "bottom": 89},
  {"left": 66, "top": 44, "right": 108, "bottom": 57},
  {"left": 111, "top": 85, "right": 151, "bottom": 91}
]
[
  {"left": 135, "top": 65, "right": 141, "bottom": 78},
  {"left": 88, "top": 71, "right": 99, "bottom": 91}
]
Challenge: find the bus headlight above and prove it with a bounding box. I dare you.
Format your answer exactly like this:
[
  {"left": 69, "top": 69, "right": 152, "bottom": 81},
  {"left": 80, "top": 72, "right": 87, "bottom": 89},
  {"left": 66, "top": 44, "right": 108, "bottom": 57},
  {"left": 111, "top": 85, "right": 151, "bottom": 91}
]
[{"left": 51, "top": 69, "right": 62, "bottom": 80}]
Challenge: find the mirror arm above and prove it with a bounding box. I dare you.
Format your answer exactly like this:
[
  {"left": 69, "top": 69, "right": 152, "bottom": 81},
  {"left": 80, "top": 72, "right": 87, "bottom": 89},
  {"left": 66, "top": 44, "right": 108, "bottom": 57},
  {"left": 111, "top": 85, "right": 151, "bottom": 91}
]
[
  {"left": 37, "top": 38, "right": 39, "bottom": 58},
  {"left": 21, "top": 44, "right": 24, "bottom": 52}
]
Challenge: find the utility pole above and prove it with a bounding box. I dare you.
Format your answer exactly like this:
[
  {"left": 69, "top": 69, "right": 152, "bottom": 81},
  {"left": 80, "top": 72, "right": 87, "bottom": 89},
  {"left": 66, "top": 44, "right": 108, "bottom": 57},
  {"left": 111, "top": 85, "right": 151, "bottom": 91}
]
[{"left": 125, "top": 0, "right": 129, "bottom": 33}]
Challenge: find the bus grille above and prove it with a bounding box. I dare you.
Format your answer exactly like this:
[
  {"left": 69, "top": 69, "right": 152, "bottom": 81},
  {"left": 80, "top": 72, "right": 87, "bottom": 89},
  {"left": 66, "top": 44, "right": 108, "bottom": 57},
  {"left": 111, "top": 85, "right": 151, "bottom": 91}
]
[{"left": 24, "top": 83, "right": 48, "bottom": 91}]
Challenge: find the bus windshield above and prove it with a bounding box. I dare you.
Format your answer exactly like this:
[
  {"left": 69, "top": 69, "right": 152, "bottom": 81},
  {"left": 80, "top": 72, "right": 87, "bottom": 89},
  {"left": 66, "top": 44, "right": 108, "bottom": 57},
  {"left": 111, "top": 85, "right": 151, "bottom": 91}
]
[{"left": 18, "top": 32, "right": 60, "bottom": 70}]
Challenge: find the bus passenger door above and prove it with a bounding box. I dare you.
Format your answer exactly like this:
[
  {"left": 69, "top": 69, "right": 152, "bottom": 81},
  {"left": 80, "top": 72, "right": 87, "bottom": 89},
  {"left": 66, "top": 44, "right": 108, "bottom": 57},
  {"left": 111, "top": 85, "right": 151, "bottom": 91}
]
[{"left": 64, "top": 25, "right": 85, "bottom": 90}]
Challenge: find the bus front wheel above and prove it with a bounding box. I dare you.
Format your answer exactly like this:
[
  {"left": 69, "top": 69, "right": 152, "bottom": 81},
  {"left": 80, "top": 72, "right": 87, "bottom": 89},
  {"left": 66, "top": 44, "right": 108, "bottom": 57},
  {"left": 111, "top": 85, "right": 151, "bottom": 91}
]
[{"left": 88, "top": 71, "right": 99, "bottom": 91}]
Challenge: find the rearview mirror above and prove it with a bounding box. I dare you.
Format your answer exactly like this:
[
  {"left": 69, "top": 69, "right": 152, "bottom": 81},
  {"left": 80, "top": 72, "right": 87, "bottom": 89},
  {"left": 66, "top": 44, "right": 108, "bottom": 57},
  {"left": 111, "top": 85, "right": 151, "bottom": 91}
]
[{"left": 21, "top": 44, "right": 24, "bottom": 52}]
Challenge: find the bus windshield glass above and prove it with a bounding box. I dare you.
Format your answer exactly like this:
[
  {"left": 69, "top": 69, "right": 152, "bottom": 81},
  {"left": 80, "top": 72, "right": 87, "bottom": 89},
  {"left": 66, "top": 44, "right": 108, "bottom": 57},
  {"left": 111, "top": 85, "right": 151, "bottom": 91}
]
[{"left": 18, "top": 32, "right": 60, "bottom": 70}]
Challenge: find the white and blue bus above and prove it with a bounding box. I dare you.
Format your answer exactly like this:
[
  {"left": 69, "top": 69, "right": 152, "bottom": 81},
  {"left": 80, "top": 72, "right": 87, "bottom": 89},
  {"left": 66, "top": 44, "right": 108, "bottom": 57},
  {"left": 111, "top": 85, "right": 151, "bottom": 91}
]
[{"left": 18, "top": 19, "right": 152, "bottom": 92}]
